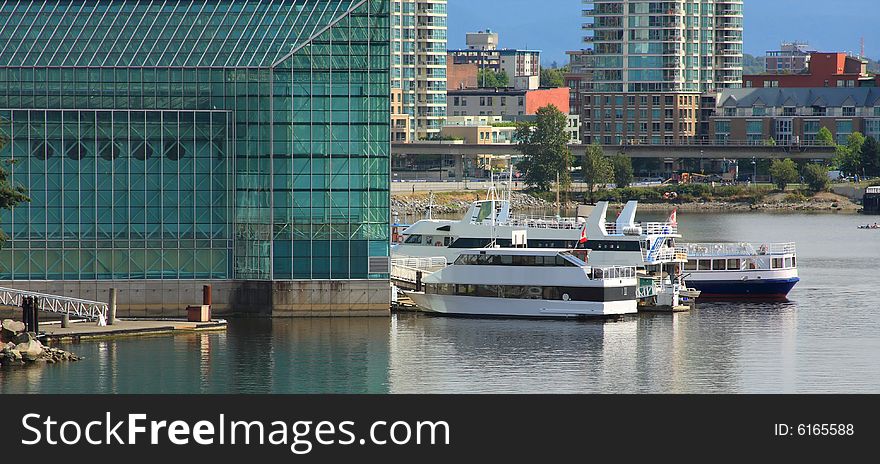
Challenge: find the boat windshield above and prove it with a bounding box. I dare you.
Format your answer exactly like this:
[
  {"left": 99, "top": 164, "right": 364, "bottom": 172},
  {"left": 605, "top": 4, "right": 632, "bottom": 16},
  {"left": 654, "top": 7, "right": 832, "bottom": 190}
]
[{"left": 559, "top": 251, "right": 587, "bottom": 267}]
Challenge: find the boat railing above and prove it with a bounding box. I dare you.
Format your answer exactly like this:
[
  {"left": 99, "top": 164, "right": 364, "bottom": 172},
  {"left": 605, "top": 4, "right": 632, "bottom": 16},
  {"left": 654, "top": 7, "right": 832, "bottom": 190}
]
[
  {"left": 505, "top": 215, "right": 582, "bottom": 230},
  {"left": 605, "top": 222, "right": 678, "bottom": 235},
  {"left": 643, "top": 246, "right": 689, "bottom": 264},
  {"left": 685, "top": 242, "right": 796, "bottom": 257},
  {"left": 390, "top": 257, "right": 448, "bottom": 272},
  {"left": 591, "top": 266, "right": 637, "bottom": 280},
  {"left": 643, "top": 222, "right": 678, "bottom": 235}
]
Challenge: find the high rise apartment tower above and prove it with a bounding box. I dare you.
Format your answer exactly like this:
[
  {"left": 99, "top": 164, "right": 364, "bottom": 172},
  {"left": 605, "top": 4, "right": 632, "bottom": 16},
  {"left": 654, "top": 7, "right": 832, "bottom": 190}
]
[
  {"left": 580, "top": 0, "right": 743, "bottom": 144},
  {"left": 392, "top": 0, "right": 448, "bottom": 140}
]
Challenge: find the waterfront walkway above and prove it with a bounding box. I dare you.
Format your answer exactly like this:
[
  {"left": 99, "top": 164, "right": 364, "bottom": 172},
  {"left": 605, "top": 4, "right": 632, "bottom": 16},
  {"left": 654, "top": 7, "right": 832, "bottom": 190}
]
[{"left": 40, "top": 319, "right": 227, "bottom": 342}]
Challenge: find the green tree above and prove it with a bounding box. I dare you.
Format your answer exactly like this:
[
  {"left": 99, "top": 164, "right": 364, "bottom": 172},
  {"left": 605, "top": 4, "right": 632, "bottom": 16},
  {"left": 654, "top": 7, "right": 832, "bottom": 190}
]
[
  {"left": 514, "top": 104, "right": 574, "bottom": 192},
  {"left": 0, "top": 122, "right": 31, "bottom": 246},
  {"left": 477, "top": 68, "right": 509, "bottom": 88},
  {"left": 540, "top": 67, "right": 565, "bottom": 88},
  {"left": 834, "top": 132, "right": 866, "bottom": 177},
  {"left": 611, "top": 154, "right": 634, "bottom": 188},
  {"left": 582, "top": 144, "right": 613, "bottom": 203},
  {"left": 861, "top": 136, "right": 880, "bottom": 178},
  {"left": 816, "top": 126, "right": 835, "bottom": 146},
  {"left": 769, "top": 158, "right": 799, "bottom": 191},
  {"left": 802, "top": 163, "right": 830, "bottom": 193}
]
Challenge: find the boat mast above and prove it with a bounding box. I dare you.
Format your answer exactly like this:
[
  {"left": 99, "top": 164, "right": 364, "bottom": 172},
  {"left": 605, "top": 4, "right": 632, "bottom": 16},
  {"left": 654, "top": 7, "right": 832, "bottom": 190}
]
[
  {"left": 426, "top": 190, "right": 435, "bottom": 220},
  {"left": 556, "top": 171, "right": 561, "bottom": 218}
]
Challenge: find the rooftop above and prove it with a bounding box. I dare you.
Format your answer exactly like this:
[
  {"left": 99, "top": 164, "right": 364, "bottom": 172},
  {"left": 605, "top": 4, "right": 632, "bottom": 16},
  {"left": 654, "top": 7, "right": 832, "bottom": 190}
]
[{"left": 718, "top": 87, "right": 880, "bottom": 108}]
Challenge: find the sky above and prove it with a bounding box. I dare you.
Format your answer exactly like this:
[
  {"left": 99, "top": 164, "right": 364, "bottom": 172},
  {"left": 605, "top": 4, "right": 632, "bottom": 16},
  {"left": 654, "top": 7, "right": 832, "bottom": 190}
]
[{"left": 447, "top": 0, "right": 880, "bottom": 66}]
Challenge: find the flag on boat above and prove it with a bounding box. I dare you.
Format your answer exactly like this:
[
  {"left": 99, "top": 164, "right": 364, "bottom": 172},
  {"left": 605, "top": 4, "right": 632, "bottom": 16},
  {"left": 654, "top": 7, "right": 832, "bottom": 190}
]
[
  {"left": 668, "top": 208, "right": 678, "bottom": 227},
  {"left": 579, "top": 224, "right": 588, "bottom": 243}
]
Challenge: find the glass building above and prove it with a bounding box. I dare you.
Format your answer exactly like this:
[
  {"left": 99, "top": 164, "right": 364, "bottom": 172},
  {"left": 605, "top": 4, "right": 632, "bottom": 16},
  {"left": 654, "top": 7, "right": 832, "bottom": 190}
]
[{"left": 0, "top": 0, "right": 391, "bottom": 315}]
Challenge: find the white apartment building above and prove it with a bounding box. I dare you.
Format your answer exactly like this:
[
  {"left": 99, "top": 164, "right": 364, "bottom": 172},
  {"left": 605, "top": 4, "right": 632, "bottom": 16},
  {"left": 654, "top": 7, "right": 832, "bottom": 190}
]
[{"left": 392, "top": 0, "right": 448, "bottom": 140}]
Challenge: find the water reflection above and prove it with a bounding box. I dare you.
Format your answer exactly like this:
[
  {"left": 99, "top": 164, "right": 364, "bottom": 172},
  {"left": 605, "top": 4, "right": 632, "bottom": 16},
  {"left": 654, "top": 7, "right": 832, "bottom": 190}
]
[{"left": 388, "top": 314, "right": 640, "bottom": 393}]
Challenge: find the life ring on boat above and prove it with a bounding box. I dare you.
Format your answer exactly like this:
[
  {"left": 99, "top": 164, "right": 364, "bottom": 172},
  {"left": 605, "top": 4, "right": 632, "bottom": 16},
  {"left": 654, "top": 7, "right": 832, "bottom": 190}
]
[{"left": 434, "top": 242, "right": 443, "bottom": 247}]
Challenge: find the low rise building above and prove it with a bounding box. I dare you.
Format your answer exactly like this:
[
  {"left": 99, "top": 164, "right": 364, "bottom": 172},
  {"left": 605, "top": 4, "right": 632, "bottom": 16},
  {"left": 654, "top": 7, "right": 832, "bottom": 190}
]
[
  {"left": 502, "top": 114, "right": 581, "bottom": 145},
  {"left": 448, "top": 87, "right": 570, "bottom": 118},
  {"left": 764, "top": 42, "right": 814, "bottom": 75},
  {"left": 710, "top": 87, "right": 880, "bottom": 145},
  {"left": 441, "top": 116, "right": 517, "bottom": 145},
  {"left": 745, "top": 52, "right": 872, "bottom": 89}
]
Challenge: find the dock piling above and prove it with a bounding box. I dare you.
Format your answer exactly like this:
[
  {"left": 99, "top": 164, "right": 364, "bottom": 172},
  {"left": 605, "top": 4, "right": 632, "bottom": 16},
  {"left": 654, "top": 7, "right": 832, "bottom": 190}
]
[
  {"left": 108, "top": 288, "right": 117, "bottom": 325},
  {"left": 61, "top": 313, "right": 70, "bottom": 328},
  {"left": 22, "top": 297, "right": 30, "bottom": 331},
  {"left": 32, "top": 298, "right": 39, "bottom": 334}
]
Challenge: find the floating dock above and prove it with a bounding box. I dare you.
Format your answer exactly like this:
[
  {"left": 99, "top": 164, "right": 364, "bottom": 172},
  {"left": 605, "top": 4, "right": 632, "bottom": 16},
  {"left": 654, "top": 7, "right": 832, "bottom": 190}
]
[{"left": 39, "top": 318, "right": 227, "bottom": 342}]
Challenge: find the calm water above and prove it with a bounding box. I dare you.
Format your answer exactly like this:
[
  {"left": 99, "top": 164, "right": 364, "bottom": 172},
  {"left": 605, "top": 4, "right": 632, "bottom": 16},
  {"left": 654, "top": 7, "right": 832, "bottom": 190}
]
[{"left": 3, "top": 212, "right": 879, "bottom": 394}]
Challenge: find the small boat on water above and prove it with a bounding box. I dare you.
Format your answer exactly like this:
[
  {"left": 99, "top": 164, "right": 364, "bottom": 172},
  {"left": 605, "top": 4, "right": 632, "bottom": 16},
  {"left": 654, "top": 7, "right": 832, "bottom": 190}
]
[
  {"left": 682, "top": 242, "right": 800, "bottom": 300},
  {"left": 406, "top": 248, "right": 639, "bottom": 318},
  {"left": 857, "top": 223, "right": 880, "bottom": 229}
]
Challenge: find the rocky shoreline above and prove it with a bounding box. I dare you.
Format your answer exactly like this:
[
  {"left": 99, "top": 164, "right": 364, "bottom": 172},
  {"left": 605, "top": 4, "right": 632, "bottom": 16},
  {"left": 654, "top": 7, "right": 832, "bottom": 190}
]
[
  {"left": 391, "top": 191, "right": 860, "bottom": 216},
  {"left": 0, "top": 319, "right": 82, "bottom": 367},
  {"left": 392, "top": 191, "right": 552, "bottom": 216}
]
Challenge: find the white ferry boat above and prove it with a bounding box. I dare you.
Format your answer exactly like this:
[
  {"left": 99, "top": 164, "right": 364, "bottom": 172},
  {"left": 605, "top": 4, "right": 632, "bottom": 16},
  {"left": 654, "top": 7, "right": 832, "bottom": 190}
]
[
  {"left": 392, "top": 198, "right": 682, "bottom": 268},
  {"left": 393, "top": 198, "right": 692, "bottom": 308},
  {"left": 406, "top": 248, "right": 639, "bottom": 318},
  {"left": 682, "top": 242, "right": 799, "bottom": 300}
]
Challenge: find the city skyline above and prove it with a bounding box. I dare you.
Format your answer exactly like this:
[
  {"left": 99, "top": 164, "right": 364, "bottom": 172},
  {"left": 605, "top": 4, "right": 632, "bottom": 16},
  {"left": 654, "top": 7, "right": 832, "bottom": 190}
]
[{"left": 448, "top": 0, "right": 880, "bottom": 66}]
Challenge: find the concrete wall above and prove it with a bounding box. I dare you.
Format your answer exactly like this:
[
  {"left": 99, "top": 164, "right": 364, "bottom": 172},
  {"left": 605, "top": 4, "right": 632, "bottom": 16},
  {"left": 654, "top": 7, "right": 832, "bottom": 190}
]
[{"left": 0, "top": 279, "right": 391, "bottom": 318}]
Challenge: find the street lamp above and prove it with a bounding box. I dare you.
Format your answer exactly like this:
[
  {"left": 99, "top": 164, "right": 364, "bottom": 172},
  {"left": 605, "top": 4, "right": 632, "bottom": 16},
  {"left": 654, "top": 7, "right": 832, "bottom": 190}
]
[{"left": 751, "top": 158, "right": 757, "bottom": 187}]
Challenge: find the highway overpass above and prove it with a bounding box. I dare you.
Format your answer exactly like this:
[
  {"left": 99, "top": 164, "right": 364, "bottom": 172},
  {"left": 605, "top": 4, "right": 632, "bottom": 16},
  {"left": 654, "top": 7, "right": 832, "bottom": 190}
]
[{"left": 391, "top": 142, "right": 836, "bottom": 160}]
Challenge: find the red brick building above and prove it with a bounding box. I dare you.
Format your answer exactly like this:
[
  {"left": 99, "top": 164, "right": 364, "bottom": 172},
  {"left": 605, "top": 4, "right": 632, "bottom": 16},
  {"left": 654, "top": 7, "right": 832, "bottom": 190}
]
[
  {"left": 447, "top": 53, "right": 479, "bottom": 90},
  {"left": 744, "top": 52, "right": 873, "bottom": 89}
]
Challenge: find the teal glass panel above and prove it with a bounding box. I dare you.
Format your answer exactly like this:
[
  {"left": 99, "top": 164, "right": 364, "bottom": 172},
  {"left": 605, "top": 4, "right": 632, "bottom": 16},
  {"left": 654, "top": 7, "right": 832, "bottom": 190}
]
[{"left": 0, "top": 0, "right": 389, "bottom": 283}]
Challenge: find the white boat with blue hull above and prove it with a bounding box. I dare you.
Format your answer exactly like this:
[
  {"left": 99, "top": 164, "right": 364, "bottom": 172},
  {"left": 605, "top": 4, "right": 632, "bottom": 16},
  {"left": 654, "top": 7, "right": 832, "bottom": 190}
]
[
  {"left": 682, "top": 242, "right": 799, "bottom": 300},
  {"left": 406, "top": 249, "right": 639, "bottom": 318}
]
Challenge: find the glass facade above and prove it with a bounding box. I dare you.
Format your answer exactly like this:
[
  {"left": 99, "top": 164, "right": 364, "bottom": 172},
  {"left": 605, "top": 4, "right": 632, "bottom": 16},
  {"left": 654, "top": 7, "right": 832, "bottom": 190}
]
[{"left": 0, "top": 0, "right": 390, "bottom": 283}]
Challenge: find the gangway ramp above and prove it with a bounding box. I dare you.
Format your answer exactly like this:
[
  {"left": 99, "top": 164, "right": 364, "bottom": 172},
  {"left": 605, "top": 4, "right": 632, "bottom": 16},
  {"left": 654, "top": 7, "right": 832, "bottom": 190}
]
[
  {"left": 391, "top": 257, "right": 447, "bottom": 291},
  {"left": 0, "top": 286, "right": 108, "bottom": 321}
]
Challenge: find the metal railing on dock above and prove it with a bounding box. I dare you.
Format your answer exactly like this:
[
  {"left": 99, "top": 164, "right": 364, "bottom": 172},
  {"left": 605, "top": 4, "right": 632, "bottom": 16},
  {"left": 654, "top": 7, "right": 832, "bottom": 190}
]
[{"left": 0, "top": 287, "right": 108, "bottom": 321}]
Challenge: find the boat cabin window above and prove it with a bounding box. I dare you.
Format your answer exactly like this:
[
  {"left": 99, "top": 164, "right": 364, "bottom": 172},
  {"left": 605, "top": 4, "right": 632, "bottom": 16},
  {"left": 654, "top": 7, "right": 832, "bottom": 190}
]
[
  {"left": 425, "top": 236, "right": 434, "bottom": 245},
  {"left": 712, "top": 259, "right": 727, "bottom": 271},
  {"left": 684, "top": 260, "right": 698, "bottom": 271},
  {"left": 444, "top": 236, "right": 452, "bottom": 246},
  {"left": 698, "top": 260, "right": 711, "bottom": 271},
  {"left": 404, "top": 234, "right": 423, "bottom": 244},
  {"left": 791, "top": 256, "right": 796, "bottom": 268},
  {"left": 453, "top": 253, "right": 578, "bottom": 267},
  {"left": 771, "top": 258, "right": 784, "bottom": 269},
  {"left": 784, "top": 257, "right": 793, "bottom": 268},
  {"left": 727, "top": 259, "right": 741, "bottom": 270},
  {"left": 426, "top": 283, "right": 635, "bottom": 302}
]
